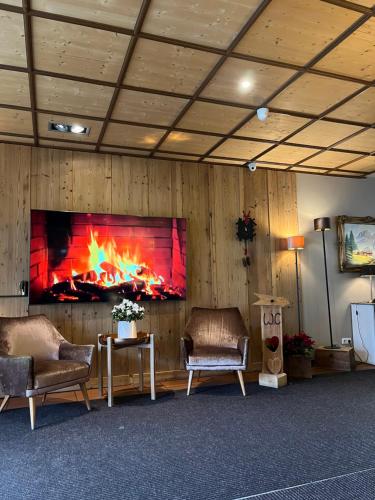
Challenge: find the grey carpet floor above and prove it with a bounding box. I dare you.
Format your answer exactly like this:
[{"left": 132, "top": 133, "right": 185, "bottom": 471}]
[{"left": 2, "top": 371, "right": 375, "bottom": 500}]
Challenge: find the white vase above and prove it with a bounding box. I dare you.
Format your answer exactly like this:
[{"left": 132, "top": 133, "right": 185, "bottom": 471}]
[{"left": 117, "top": 320, "right": 137, "bottom": 339}]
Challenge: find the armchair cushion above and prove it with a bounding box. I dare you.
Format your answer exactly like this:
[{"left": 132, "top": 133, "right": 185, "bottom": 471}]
[
  {"left": 59, "top": 342, "right": 94, "bottom": 367},
  {"left": 0, "top": 315, "right": 64, "bottom": 361},
  {"left": 0, "top": 354, "right": 33, "bottom": 396},
  {"left": 188, "top": 347, "right": 242, "bottom": 367},
  {"left": 33, "top": 360, "right": 89, "bottom": 390}
]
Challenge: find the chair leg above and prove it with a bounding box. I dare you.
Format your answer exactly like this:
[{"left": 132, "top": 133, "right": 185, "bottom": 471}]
[
  {"left": 80, "top": 383, "right": 91, "bottom": 411},
  {"left": 0, "top": 395, "right": 10, "bottom": 413},
  {"left": 237, "top": 371, "right": 246, "bottom": 397},
  {"left": 41, "top": 393, "right": 47, "bottom": 406},
  {"left": 187, "top": 370, "right": 194, "bottom": 396},
  {"left": 196, "top": 370, "right": 201, "bottom": 381},
  {"left": 29, "top": 397, "right": 36, "bottom": 430}
]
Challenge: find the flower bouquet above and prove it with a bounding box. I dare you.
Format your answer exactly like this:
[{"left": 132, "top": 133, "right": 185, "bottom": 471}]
[{"left": 112, "top": 299, "right": 145, "bottom": 339}]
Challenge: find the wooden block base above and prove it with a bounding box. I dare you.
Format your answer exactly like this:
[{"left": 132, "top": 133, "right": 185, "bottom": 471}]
[
  {"left": 259, "top": 372, "right": 287, "bottom": 388},
  {"left": 315, "top": 346, "right": 355, "bottom": 372}
]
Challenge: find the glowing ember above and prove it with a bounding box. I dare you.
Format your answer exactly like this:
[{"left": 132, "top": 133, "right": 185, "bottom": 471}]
[{"left": 51, "top": 228, "right": 166, "bottom": 297}]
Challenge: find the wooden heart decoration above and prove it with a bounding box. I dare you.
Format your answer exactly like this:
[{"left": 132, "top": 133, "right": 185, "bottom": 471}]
[{"left": 267, "top": 357, "right": 282, "bottom": 375}]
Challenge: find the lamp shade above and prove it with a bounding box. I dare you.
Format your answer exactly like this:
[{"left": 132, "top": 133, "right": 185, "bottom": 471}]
[
  {"left": 314, "top": 217, "right": 331, "bottom": 231},
  {"left": 361, "top": 265, "right": 375, "bottom": 277},
  {"left": 287, "top": 235, "right": 305, "bottom": 250}
]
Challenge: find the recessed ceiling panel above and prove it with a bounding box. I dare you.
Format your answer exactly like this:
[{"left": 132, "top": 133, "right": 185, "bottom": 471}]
[
  {"left": 103, "top": 123, "right": 166, "bottom": 149},
  {"left": 124, "top": 39, "right": 220, "bottom": 95},
  {"left": 154, "top": 152, "right": 200, "bottom": 161},
  {"left": 0, "top": 69, "right": 30, "bottom": 107},
  {"left": 338, "top": 129, "right": 375, "bottom": 153},
  {"left": 0, "top": 134, "right": 33, "bottom": 144},
  {"left": 0, "top": 109, "right": 33, "bottom": 135},
  {"left": 349, "top": 0, "right": 375, "bottom": 5},
  {"left": 235, "top": 0, "right": 360, "bottom": 66},
  {"left": 291, "top": 167, "right": 328, "bottom": 174},
  {"left": 290, "top": 121, "right": 363, "bottom": 148},
  {"left": 1, "top": 1, "right": 23, "bottom": 6},
  {"left": 178, "top": 101, "right": 250, "bottom": 134},
  {"left": 300, "top": 150, "right": 361, "bottom": 168},
  {"left": 210, "top": 138, "right": 272, "bottom": 159},
  {"left": 33, "top": 17, "right": 131, "bottom": 82},
  {"left": 142, "top": 0, "right": 263, "bottom": 49},
  {"left": 256, "top": 163, "right": 289, "bottom": 170},
  {"left": 339, "top": 155, "right": 375, "bottom": 173},
  {"left": 315, "top": 18, "right": 375, "bottom": 81},
  {"left": 201, "top": 57, "right": 296, "bottom": 106},
  {"left": 328, "top": 170, "right": 363, "bottom": 177},
  {"left": 38, "top": 139, "right": 96, "bottom": 151},
  {"left": 162, "top": 131, "right": 220, "bottom": 154},
  {"left": 269, "top": 74, "right": 362, "bottom": 115},
  {"left": 0, "top": 10, "right": 26, "bottom": 67},
  {"left": 38, "top": 113, "right": 103, "bottom": 142},
  {"left": 31, "top": 0, "right": 143, "bottom": 29},
  {"left": 112, "top": 89, "right": 188, "bottom": 126},
  {"left": 236, "top": 113, "right": 309, "bottom": 141},
  {"left": 328, "top": 88, "right": 375, "bottom": 124},
  {"left": 100, "top": 146, "right": 150, "bottom": 156},
  {"left": 257, "top": 144, "right": 316, "bottom": 163},
  {"left": 202, "top": 158, "right": 245, "bottom": 165},
  {"left": 35, "top": 75, "right": 115, "bottom": 117}
]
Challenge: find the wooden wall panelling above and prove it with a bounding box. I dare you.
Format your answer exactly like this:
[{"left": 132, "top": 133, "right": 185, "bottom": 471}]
[
  {"left": 243, "top": 169, "right": 273, "bottom": 365},
  {"left": 29, "top": 147, "right": 74, "bottom": 342},
  {"left": 111, "top": 155, "right": 150, "bottom": 379},
  {"left": 147, "top": 159, "right": 185, "bottom": 374},
  {"left": 69, "top": 152, "right": 113, "bottom": 377},
  {"left": 0, "top": 144, "right": 300, "bottom": 383},
  {"left": 181, "top": 163, "right": 213, "bottom": 309},
  {"left": 267, "top": 170, "right": 299, "bottom": 334},
  {"left": 208, "top": 165, "right": 249, "bottom": 329},
  {"left": 0, "top": 144, "right": 30, "bottom": 317}
]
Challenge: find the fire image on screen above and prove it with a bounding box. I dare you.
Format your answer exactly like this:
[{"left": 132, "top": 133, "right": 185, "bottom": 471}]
[{"left": 30, "top": 210, "right": 187, "bottom": 304}]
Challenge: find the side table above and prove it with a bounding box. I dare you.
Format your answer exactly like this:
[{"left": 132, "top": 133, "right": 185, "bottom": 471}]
[{"left": 97, "top": 332, "right": 156, "bottom": 407}]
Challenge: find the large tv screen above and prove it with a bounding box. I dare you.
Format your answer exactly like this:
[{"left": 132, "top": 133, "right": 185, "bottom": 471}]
[{"left": 30, "top": 210, "right": 186, "bottom": 304}]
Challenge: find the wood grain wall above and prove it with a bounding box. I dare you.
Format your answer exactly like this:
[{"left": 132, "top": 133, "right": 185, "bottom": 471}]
[{"left": 0, "top": 144, "right": 299, "bottom": 384}]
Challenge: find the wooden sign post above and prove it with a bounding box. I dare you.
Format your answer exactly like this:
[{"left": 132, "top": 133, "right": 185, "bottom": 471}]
[{"left": 253, "top": 293, "right": 289, "bottom": 389}]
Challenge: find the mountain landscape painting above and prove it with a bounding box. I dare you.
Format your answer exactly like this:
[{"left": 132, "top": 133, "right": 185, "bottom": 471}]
[{"left": 344, "top": 223, "right": 375, "bottom": 268}]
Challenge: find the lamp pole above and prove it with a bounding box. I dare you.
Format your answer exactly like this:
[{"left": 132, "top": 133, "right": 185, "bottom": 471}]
[
  {"left": 294, "top": 249, "right": 302, "bottom": 333},
  {"left": 314, "top": 217, "right": 339, "bottom": 349}
]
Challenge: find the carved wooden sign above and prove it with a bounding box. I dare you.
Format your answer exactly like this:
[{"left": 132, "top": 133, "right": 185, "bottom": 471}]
[{"left": 253, "top": 293, "right": 289, "bottom": 389}]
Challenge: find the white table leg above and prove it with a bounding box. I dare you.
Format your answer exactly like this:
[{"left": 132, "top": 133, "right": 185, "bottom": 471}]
[
  {"left": 107, "top": 336, "right": 113, "bottom": 407},
  {"left": 97, "top": 336, "right": 102, "bottom": 398},
  {"left": 138, "top": 348, "right": 144, "bottom": 392},
  {"left": 150, "top": 334, "right": 156, "bottom": 400}
]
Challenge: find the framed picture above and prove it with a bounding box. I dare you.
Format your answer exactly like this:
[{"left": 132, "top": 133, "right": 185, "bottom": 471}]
[{"left": 337, "top": 215, "right": 375, "bottom": 272}]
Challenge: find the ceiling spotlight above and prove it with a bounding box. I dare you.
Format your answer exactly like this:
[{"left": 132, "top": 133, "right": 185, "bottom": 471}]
[
  {"left": 256, "top": 107, "right": 269, "bottom": 122},
  {"left": 54, "top": 123, "right": 69, "bottom": 133},
  {"left": 239, "top": 79, "right": 253, "bottom": 92},
  {"left": 48, "top": 121, "right": 90, "bottom": 136},
  {"left": 70, "top": 124, "right": 85, "bottom": 134}
]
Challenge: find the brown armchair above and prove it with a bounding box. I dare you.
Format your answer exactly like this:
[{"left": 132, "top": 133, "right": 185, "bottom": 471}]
[
  {"left": 0, "top": 315, "right": 94, "bottom": 430},
  {"left": 181, "top": 307, "right": 249, "bottom": 396}
]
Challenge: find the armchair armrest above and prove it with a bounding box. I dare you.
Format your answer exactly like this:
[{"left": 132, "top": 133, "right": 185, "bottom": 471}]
[
  {"left": 180, "top": 336, "right": 194, "bottom": 369},
  {"left": 237, "top": 336, "right": 249, "bottom": 367},
  {"left": 59, "top": 343, "right": 94, "bottom": 369},
  {"left": 0, "top": 354, "right": 33, "bottom": 397}
]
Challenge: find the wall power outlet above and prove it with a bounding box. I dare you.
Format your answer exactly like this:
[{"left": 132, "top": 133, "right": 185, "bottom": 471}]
[{"left": 342, "top": 338, "right": 352, "bottom": 346}]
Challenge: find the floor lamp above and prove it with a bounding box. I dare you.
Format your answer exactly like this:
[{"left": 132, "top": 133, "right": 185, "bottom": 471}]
[
  {"left": 314, "top": 217, "right": 339, "bottom": 349},
  {"left": 361, "top": 266, "right": 375, "bottom": 303},
  {"left": 287, "top": 235, "right": 304, "bottom": 332}
]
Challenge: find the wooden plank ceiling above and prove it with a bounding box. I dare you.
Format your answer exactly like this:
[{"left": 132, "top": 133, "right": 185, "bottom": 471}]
[{"left": 0, "top": 0, "right": 374, "bottom": 178}]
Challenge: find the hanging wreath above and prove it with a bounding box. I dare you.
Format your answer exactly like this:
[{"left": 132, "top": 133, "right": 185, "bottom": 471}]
[{"left": 236, "top": 211, "right": 256, "bottom": 267}]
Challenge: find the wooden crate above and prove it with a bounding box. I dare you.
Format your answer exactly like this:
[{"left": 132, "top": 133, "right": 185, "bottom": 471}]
[{"left": 314, "top": 346, "right": 356, "bottom": 372}]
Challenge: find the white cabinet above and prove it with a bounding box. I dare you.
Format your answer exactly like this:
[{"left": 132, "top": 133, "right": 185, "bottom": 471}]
[{"left": 351, "top": 303, "right": 375, "bottom": 365}]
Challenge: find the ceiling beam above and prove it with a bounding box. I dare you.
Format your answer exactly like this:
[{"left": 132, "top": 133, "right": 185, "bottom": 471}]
[
  {"left": 149, "top": 0, "right": 274, "bottom": 155},
  {"left": 22, "top": 0, "right": 38, "bottom": 145},
  {"left": 94, "top": 0, "right": 151, "bottom": 152}
]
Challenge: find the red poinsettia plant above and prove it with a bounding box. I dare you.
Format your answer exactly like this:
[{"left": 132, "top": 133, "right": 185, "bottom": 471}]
[
  {"left": 283, "top": 332, "right": 315, "bottom": 358},
  {"left": 264, "top": 336, "right": 279, "bottom": 353}
]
